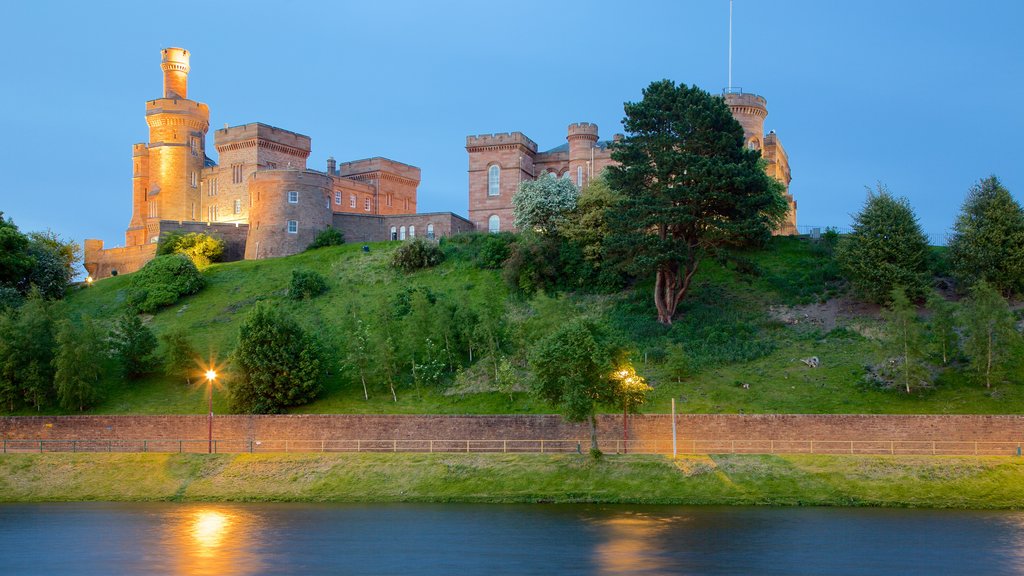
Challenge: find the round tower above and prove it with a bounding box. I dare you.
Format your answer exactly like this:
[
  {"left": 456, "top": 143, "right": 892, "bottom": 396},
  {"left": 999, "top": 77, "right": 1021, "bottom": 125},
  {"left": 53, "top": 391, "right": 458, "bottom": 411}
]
[
  {"left": 126, "top": 143, "right": 150, "bottom": 246},
  {"left": 567, "top": 122, "right": 599, "bottom": 187},
  {"left": 161, "top": 48, "right": 191, "bottom": 99},
  {"left": 245, "top": 170, "right": 333, "bottom": 260},
  {"left": 723, "top": 92, "right": 767, "bottom": 151}
]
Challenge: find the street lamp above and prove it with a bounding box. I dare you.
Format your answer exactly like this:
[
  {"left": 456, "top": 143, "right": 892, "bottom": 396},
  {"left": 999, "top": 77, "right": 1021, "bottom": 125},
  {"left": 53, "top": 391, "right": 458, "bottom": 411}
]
[
  {"left": 205, "top": 369, "right": 217, "bottom": 453},
  {"left": 85, "top": 276, "right": 93, "bottom": 286}
]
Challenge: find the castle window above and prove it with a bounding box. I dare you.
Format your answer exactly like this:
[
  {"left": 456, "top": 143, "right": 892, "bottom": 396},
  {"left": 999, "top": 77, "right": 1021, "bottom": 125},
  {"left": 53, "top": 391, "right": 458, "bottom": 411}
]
[
  {"left": 208, "top": 205, "right": 218, "bottom": 221},
  {"left": 287, "top": 220, "right": 298, "bottom": 234},
  {"left": 390, "top": 226, "right": 398, "bottom": 240},
  {"left": 547, "top": 171, "right": 557, "bottom": 179},
  {"left": 208, "top": 178, "right": 218, "bottom": 196},
  {"left": 400, "top": 226, "right": 406, "bottom": 240},
  {"left": 364, "top": 198, "right": 371, "bottom": 211},
  {"left": 487, "top": 165, "right": 500, "bottom": 196},
  {"left": 748, "top": 139, "right": 760, "bottom": 150},
  {"left": 409, "top": 225, "right": 416, "bottom": 238},
  {"left": 350, "top": 194, "right": 356, "bottom": 208},
  {"left": 387, "top": 194, "right": 393, "bottom": 207},
  {"left": 149, "top": 202, "right": 158, "bottom": 218},
  {"left": 266, "top": 161, "right": 277, "bottom": 169},
  {"left": 561, "top": 171, "right": 570, "bottom": 180},
  {"left": 234, "top": 199, "right": 241, "bottom": 214},
  {"left": 232, "top": 164, "right": 243, "bottom": 184},
  {"left": 190, "top": 171, "right": 198, "bottom": 188},
  {"left": 426, "top": 224, "right": 435, "bottom": 239},
  {"left": 577, "top": 166, "right": 583, "bottom": 186},
  {"left": 335, "top": 192, "right": 341, "bottom": 205},
  {"left": 288, "top": 191, "right": 299, "bottom": 204},
  {"left": 488, "top": 214, "right": 500, "bottom": 234}
]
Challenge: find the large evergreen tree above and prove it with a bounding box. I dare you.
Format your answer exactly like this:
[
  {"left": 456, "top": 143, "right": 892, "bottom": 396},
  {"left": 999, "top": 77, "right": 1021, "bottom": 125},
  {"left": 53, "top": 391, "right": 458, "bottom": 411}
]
[
  {"left": 53, "top": 318, "right": 104, "bottom": 411},
  {"left": 947, "top": 176, "right": 1024, "bottom": 296},
  {"left": 108, "top": 313, "right": 157, "bottom": 379},
  {"left": 835, "top": 184, "right": 930, "bottom": 304},
  {"left": 606, "top": 80, "right": 787, "bottom": 324},
  {"left": 229, "top": 303, "right": 324, "bottom": 413}
]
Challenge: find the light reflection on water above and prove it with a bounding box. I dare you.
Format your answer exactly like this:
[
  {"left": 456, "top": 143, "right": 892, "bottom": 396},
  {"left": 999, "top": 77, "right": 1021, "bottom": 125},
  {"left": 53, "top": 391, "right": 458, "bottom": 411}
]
[{"left": 3, "top": 503, "right": 1024, "bottom": 575}]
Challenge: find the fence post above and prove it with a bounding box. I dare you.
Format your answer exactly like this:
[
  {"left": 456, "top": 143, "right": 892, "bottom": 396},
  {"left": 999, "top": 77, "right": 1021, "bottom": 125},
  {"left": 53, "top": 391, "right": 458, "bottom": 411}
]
[
  {"left": 932, "top": 441, "right": 935, "bottom": 455},
  {"left": 39, "top": 441, "right": 43, "bottom": 453},
  {"left": 770, "top": 440, "right": 774, "bottom": 454},
  {"left": 73, "top": 440, "right": 77, "bottom": 454},
  {"left": 357, "top": 440, "right": 361, "bottom": 453},
  {"left": 671, "top": 398, "right": 677, "bottom": 458},
  {"left": 393, "top": 440, "right": 397, "bottom": 453},
  {"left": 890, "top": 441, "right": 894, "bottom": 455},
  {"left": 179, "top": 440, "right": 182, "bottom": 454},
  {"left": 810, "top": 440, "right": 814, "bottom": 454},
  {"left": 143, "top": 440, "right": 147, "bottom": 453},
  {"left": 503, "top": 440, "right": 507, "bottom": 454},
  {"left": 321, "top": 440, "right": 325, "bottom": 453},
  {"left": 541, "top": 440, "right": 545, "bottom": 454},
  {"left": 3, "top": 438, "right": 6, "bottom": 454},
  {"left": 429, "top": 440, "right": 433, "bottom": 454},
  {"left": 975, "top": 442, "right": 978, "bottom": 456},
  {"left": 107, "top": 440, "right": 111, "bottom": 453},
  {"left": 466, "top": 440, "right": 470, "bottom": 453},
  {"left": 249, "top": 440, "right": 253, "bottom": 454},
  {"left": 285, "top": 440, "right": 289, "bottom": 453}
]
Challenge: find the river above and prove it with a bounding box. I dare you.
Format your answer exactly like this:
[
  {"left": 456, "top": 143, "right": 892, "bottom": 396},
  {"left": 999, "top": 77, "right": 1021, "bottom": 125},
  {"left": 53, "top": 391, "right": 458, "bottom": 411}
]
[{"left": 1, "top": 503, "right": 1022, "bottom": 575}]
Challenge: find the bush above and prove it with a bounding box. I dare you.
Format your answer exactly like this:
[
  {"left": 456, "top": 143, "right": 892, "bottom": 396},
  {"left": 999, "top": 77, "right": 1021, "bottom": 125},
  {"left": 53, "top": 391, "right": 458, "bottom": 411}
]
[
  {"left": 289, "top": 269, "right": 328, "bottom": 300},
  {"left": 229, "top": 303, "right": 324, "bottom": 413},
  {"left": 392, "top": 239, "right": 445, "bottom": 272},
  {"left": 477, "top": 233, "right": 514, "bottom": 269},
  {"left": 108, "top": 313, "right": 157, "bottom": 379},
  {"left": 158, "top": 232, "right": 225, "bottom": 269},
  {"left": 307, "top": 228, "right": 345, "bottom": 250},
  {"left": 127, "top": 255, "right": 205, "bottom": 313}
]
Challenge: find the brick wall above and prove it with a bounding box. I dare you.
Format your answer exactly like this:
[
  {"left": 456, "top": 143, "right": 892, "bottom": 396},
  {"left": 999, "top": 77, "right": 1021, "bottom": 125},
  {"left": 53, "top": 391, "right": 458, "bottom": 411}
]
[{"left": 2, "top": 415, "right": 1022, "bottom": 454}]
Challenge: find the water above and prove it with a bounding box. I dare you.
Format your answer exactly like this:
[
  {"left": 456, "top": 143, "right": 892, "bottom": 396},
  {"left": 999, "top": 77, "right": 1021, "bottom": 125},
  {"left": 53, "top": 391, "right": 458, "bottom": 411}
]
[{"left": 1, "top": 503, "right": 1023, "bottom": 575}]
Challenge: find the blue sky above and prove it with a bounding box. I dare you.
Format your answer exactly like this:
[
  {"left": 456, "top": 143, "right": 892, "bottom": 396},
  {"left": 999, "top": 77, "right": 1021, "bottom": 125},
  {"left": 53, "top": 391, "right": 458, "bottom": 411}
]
[{"left": 1, "top": 0, "right": 1021, "bottom": 248}]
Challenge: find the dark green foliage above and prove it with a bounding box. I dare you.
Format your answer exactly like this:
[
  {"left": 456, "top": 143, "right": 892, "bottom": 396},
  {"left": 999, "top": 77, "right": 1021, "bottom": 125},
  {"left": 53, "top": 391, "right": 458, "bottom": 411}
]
[
  {"left": 0, "top": 292, "right": 58, "bottom": 410},
  {"left": 157, "top": 231, "right": 225, "bottom": 269},
  {"left": 501, "top": 232, "right": 593, "bottom": 296},
  {"left": 948, "top": 176, "right": 1024, "bottom": 296},
  {"left": 835, "top": 184, "right": 930, "bottom": 304},
  {"left": 529, "top": 318, "right": 622, "bottom": 451},
  {"left": 927, "top": 293, "right": 958, "bottom": 366},
  {"left": 289, "top": 269, "right": 328, "bottom": 300},
  {"left": 229, "top": 303, "right": 324, "bottom": 413},
  {"left": 108, "top": 313, "right": 157, "bottom": 379},
  {"left": 881, "top": 287, "right": 929, "bottom": 393},
  {"left": 127, "top": 254, "right": 205, "bottom": 313},
  {"left": 24, "top": 231, "right": 81, "bottom": 300},
  {"left": 0, "top": 286, "right": 23, "bottom": 310},
  {"left": 961, "top": 281, "right": 1019, "bottom": 388},
  {"left": 605, "top": 80, "right": 787, "bottom": 324},
  {"left": 161, "top": 328, "right": 198, "bottom": 384},
  {"left": 308, "top": 227, "right": 345, "bottom": 250},
  {"left": 0, "top": 212, "right": 33, "bottom": 289},
  {"left": 53, "top": 317, "right": 104, "bottom": 411},
  {"left": 391, "top": 239, "right": 445, "bottom": 272},
  {"left": 476, "top": 233, "right": 514, "bottom": 269}
]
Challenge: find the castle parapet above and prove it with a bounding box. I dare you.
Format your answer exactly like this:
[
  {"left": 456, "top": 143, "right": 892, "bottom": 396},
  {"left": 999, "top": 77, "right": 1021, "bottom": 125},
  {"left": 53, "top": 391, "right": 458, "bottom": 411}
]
[
  {"left": 337, "top": 157, "right": 421, "bottom": 184},
  {"left": 466, "top": 132, "right": 538, "bottom": 153},
  {"left": 567, "top": 122, "right": 599, "bottom": 141}
]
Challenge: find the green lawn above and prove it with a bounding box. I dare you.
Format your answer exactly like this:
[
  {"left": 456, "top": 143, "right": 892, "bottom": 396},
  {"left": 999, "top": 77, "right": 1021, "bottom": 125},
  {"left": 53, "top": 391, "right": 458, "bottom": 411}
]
[{"left": 13, "top": 235, "right": 1017, "bottom": 416}]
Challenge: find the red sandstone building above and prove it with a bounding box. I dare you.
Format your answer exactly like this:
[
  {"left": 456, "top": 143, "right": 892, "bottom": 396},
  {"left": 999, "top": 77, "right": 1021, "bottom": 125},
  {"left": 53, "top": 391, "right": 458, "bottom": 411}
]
[{"left": 466, "top": 91, "right": 797, "bottom": 235}]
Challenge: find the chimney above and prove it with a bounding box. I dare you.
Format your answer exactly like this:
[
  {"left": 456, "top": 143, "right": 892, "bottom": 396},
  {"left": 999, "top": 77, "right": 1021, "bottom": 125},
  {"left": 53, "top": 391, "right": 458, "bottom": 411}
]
[{"left": 327, "top": 156, "right": 336, "bottom": 175}]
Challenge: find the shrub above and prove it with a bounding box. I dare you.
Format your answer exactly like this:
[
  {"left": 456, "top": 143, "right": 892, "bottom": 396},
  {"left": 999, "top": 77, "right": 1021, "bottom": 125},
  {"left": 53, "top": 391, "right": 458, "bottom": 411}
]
[
  {"left": 108, "top": 313, "right": 157, "bottom": 379},
  {"left": 307, "top": 227, "right": 345, "bottom": 250},
  {"left": 229, "top": 303, "right": 324, "bottom": 413},
  {"left": 391, "top": 239, "right": 445, "bottom": 272},
  {"left": 476, "top": 233, "right": 514, "bottom": 269},
  {"left": 158, "top": 232, "right": 225, "bottom": 269},
  {"left": 289, "top": 269, "right": 328, "bottom": 300},
  {"left": 127, "top": 255, "right": 205, "bottom": 313}
]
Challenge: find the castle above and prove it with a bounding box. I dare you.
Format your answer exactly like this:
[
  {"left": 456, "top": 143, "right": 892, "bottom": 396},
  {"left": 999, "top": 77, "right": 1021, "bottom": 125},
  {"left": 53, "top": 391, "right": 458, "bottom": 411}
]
[
  {"left": 466, "top": 91, "right": 796, "bottom": 235},
  {"left": 84, "top": 48, "right": 472, "bottom": 279}
]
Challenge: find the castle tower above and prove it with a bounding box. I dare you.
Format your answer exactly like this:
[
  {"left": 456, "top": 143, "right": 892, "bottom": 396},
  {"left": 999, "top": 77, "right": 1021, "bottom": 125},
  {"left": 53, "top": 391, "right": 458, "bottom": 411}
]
[
  {"left": 723, "top": 92, "right": 767, "bottom": 151},
  {"left": 142, "top": 47, "right": 210, "bottom": 240},
  {"left": 465, "top": 132, "right": 538, "bottom": 233},
  {"left": 567, "top": 122, "right": 599, "bottom": 187},
  {"left": 126, "top": 143, "right": 150, "bottom": 246}
]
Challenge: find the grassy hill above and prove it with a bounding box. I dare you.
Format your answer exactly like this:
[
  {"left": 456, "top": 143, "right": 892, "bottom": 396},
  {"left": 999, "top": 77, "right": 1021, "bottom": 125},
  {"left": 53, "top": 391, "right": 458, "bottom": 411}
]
[{"left": 22, "top": 235, "right": 1024, "bottom": 416}]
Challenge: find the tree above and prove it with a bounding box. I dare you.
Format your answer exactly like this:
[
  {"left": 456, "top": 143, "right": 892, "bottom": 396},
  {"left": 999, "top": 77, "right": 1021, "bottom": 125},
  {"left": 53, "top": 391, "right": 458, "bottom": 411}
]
[
  {"left": 0, "top": 292, "right": 57, "bottom": 410},
  {"left": 961, "top": 281, "right": 1018, "bottom": 388},
  {"left": 289, "top": 269, "right": 328, "bottom": 300},
  {"left": 562, "top": 175, "right": 621, "bottom": 270},
  {"left": 24, "top": 230, "right": 81, "bottom": 300},
  {"left": 347, "top": 317, "right": 374, "bottom": 400},
  {"left": 229, "top": 303, "right": 324, "bottom": 413},
  {"left": 947, "top": 176, "right": 1024, "bottom": 296},
  {"left": 161, "top": 328, "right": 198, "bottom": 384},
  {"left": 157, "top": 231, "right": 225, "bottom": 269},
  {"left": 307, "top": 227, "right": 345, "bottom": 250},
  {"left": 610, "top": 362, "right": 652, "bottom": 451},
  {"left": 108, "top": 313, "right": 157, "bottom": 379},
  {"left": 0, "top": 212, "right": 33, "bottom": 289},
  {"left": 835, "top": 184, "right": 931, "bottom": 304},
  {"left": 512, "top": 175, "right": 579, "bottom": 234},
  {"left": 53, "top": 318, "right": 104, "bottom": 411},
  {"left": 127, "top": 254, "right": 205, "bottom": 313},
  {"left": 606, "top": 80, "right": 787, "bottom": 324},
  {"left": 926, "top": 293, "right": 957, "bottom": 366},
  {"left": 529, "top": 319, "right": 620, "bottom": 453},
  {"left": 881, "top": 288, "right": 928, "bottom": 393}
]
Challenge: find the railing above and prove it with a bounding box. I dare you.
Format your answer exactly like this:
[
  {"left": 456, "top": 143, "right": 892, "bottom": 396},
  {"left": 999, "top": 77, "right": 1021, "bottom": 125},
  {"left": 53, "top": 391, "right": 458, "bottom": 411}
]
[{"left": 2, "top": 438, "right": 1020, "bottom": 456}]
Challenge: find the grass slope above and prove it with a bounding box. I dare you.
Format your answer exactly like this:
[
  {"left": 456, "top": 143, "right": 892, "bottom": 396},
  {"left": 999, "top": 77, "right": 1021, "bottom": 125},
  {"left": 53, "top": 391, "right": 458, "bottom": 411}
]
[
  {"left": 30, "top": 236, "right": 1024, "bottom": 416},
  {"left": 2, "top": 453, "right": 1023, "bottom": 508}
]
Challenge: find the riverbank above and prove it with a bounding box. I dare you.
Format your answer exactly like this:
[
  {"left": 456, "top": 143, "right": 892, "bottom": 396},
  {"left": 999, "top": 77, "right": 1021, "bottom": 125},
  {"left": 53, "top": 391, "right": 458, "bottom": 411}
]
[{"left": 2, "top": 453, "right": 1024, "bottom": 508}]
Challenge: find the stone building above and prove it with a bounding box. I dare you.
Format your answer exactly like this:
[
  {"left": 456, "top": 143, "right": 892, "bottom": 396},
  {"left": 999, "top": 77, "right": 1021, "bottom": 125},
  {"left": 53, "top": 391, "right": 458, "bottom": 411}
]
[
  {"left": 466, "top": 90, "right": 797, "bottom": 235},
  {"left": 85, "top": 48, "right": 471, "bottom": 279}
]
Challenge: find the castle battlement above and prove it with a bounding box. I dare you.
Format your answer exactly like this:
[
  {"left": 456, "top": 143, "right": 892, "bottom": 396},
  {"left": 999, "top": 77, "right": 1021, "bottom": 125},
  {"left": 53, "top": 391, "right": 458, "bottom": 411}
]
[
  {"left": 214, "top": 122, "right": 311, "bottom": 158},
  {"left": 466, "top": 132, "right": 538, "bottom": 153},
  {"left": 567, "top": 122, "right": 600, "bottom": 140},
  {"left": 337, "top": 157, "right": 422, "bottom": 183}
]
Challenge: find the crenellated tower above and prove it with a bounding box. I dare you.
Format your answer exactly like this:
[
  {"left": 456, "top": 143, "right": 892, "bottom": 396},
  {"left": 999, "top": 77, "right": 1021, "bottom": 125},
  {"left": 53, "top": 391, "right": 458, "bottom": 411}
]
[{"left": 567, "top": 122, "right": 599, "bottom": 187}]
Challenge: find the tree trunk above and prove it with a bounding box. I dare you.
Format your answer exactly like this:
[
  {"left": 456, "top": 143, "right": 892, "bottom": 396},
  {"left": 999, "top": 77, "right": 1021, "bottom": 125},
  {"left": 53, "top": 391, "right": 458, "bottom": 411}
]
[
  {"left": 360, "top": 371, "right": 368, "bottom": 401},
  {"left": 903, "top": 333, "right": 910, "bottom": 394},
  {"left": 589, "top": 414, "right": 599, "bottom": 453},
  {"left": 623, "top": 404, "right": 629, "bottom": 454},
  {"left": 390, "top": 381, "right": 397, "bottom": 403},
  {"left": 986, "top": 330, "right": 993, "bottom": 388},
  {"left": 654, "top": 259, "right": 700, "bottom": 325}
]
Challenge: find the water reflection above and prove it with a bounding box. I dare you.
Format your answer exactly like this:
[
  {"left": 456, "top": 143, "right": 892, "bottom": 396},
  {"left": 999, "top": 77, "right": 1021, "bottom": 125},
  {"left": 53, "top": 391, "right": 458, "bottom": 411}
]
[
  {"left": 590, "top": 511, "right": 681, "bottom": 575},
  {"left": 164, "top": 507, "right": 264, "bottom": 576}
]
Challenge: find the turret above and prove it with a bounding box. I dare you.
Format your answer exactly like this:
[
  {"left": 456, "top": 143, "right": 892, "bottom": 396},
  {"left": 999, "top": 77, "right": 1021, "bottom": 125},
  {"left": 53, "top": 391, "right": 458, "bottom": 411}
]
[
  {"left": 723, "top": 91, "right": 767, "bottom": 151},
  {"left": 126, "top": 143, "right": 150, "bottom": 246},
  {"left": 567, "top": 122, "right": 599, "bottom": 186},
  {"left": 161, "top": 48, "right": 190, "bottom": 99}
]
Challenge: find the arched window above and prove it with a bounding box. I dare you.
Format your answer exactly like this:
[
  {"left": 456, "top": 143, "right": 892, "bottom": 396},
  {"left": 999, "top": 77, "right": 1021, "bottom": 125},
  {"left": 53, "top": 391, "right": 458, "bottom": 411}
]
[
  {"left": 426, "top": 224, "right": 435, "bottom": 239},
  {"left": 409, "top": 225, "right": 416, "bottom": 238},
  {"left": 561, "top": 171, "right": 570, "bottom": 180},
  {"left": 576, "top": 166, "right": 583, "bottom": 186},
  {"left": 547, "top": 171, "right": 557, "bottom": 179},
  {"left": 390, "top": 226, "right": 397, "bottom": 240},
  {"left": 400, "top": 226, "right": 406, "bottom": 240},
  {"left": 488, "top": 215, "right": 500, "bottom": 234},
  {"left": 748, "top": 139, "right": 760, "bottom": 150},
  {"left": 487, "top": 165, "right": 500, "bottom": 196}
]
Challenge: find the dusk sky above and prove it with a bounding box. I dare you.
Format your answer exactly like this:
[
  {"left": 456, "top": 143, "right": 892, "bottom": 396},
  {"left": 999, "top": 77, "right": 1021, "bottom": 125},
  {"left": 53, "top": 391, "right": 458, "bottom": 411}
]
[{"left": 1, "top": 0, "right": 1021, "bottom": 250}]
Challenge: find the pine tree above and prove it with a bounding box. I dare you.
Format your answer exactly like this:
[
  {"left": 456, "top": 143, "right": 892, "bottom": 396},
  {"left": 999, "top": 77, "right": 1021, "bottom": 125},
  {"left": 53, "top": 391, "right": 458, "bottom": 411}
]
[
  {"left": 108, "top": 313, "right": 157, "bottom": 379},
  {"left": 835, "top": 184, "right": 930, "bottom": 304},
  {"left": 53, "top": 318, "right": 104, "bottom": 411},
  {"left": 961, "top": 281, "right": 1018, "bottom": 388},
  {"left": 948, "top": 176, "right": 1024, "bottom": 296},
  {"left": 882, "top": 288, "right": 928, "bottom": 393}
]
